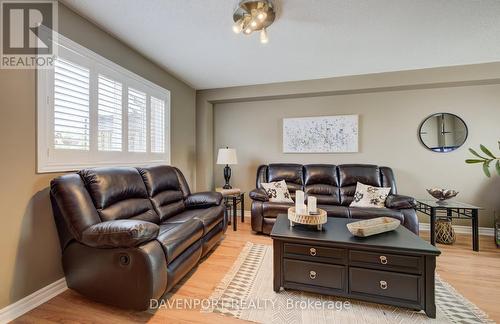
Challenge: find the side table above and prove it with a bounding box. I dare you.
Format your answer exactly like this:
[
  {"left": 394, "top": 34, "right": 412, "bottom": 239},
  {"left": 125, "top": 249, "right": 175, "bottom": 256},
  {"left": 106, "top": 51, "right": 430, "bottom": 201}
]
[
  {"left": 222, "top": 192, "right": 245, "bottom": 231},
  {"left": 416, "top": 199, "right": 481, "bottom": 251}
]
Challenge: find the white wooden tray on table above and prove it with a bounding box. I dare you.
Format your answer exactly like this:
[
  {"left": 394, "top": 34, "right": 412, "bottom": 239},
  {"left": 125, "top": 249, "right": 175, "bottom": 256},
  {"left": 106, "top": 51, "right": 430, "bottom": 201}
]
[{"left": 287, "top": 207, "right": 327, "bottom": 230}]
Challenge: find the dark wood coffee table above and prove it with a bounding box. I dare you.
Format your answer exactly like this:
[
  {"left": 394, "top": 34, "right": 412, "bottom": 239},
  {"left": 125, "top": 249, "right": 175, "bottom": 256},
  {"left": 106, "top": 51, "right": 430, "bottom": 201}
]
[{"left": 271, "top": 215, "right": 441, "bottom": 318}]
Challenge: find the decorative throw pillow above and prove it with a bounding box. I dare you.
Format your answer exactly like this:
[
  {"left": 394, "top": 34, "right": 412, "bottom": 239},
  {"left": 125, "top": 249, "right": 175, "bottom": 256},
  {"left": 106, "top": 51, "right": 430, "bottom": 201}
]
[
  {"left": 349, "top": 182, "right": 391, "bottom": 208},
  {"left": 261, "top": 180, "right": 294, "bottom": 203}
]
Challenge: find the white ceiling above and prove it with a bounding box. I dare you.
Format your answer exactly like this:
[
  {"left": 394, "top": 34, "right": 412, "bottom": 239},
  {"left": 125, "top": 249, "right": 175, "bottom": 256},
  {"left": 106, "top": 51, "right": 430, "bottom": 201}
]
[{"left": 62, "top": 0, "right": 500, "bottom": 90}]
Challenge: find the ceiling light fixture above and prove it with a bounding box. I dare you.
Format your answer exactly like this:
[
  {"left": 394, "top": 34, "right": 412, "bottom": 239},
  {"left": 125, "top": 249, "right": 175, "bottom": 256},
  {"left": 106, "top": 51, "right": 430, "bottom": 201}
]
[{"left": 232, "top": 0, "right": 276, "bottom": 44}]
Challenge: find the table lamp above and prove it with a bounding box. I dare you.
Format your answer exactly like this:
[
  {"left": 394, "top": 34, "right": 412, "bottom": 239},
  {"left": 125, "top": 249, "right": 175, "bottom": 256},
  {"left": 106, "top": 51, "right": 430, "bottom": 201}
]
[{"left": 217, "top": 147, "right": 238, "bottom": 189}]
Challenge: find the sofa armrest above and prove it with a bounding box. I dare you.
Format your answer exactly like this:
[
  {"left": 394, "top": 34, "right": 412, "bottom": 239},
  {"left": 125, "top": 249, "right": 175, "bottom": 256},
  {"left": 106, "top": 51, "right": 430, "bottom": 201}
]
[
  {"left": 185, "top": 192, "right": 223, "bottom": 209},
  {"left": 249, "top": 188, "right": 269, "bottom": 202},
  {"left": 81, "top": 220, "right": 159, "bottom": 248},
  {"left": 385, "top": 194, "right": 417, "bottom": 210}
]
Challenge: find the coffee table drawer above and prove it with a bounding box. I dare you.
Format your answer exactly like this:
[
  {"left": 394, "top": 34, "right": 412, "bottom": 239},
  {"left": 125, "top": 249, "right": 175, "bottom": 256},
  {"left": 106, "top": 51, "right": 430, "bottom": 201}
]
[
  {"left": 284, "top": 259, "right": 346, "bottom": 291},
  {"left": 350, "top": 267, "right": 421, "bottom": 303},
  {"left": 350, "top": 250, "right": 422, "bottom": 274},
  {"left": 284, "top": 243, "right": 346, "bottom": 264}
]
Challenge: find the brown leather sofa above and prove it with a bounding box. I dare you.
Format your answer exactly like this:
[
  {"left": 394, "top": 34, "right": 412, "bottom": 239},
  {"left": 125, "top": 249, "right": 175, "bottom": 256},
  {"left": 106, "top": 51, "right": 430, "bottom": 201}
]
[
  {"left": 50, "top": 165, "right": 226, "bottom": 310},
  {"left": 250, "top": 164, "right": 418, "bottom": 235}
]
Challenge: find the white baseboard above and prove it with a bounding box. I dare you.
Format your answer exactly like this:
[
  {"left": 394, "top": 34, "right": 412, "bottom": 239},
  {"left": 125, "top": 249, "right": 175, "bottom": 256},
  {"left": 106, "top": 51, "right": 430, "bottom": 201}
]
[
  {"left": 0, "top": 277, "right": 67, "bottom": 323},
  {"left": 419, "top": 223, "right": 495, "bottom": 236}
]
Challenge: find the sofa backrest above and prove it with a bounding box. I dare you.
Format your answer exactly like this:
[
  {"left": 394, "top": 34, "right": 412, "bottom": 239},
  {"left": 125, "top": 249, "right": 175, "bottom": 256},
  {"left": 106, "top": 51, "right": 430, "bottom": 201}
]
[
  {"left": 303, "top": 164, "right": 340, "bottom": 205},
  {"left": 257, "top": 164, "right": 304, "bottom": 198},
  {"left": 50, "top": 173, "right": 102, "bottom": 247},
  {"left": 255, "top": 163, "right": 397, "bottom": 205},
  {"left": 138, "top": 165, "right": 190, "bottom": 222},
  {"left": 79, "top": 167, "right": 159, "bottom": 223},
  {"left": 50, "top": 165, "right": 192, "bottom": 249}
]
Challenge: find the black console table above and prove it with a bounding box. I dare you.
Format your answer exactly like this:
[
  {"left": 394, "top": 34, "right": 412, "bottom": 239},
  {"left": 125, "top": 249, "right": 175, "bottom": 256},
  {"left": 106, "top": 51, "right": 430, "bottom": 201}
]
[{"left": 416, "top": 199, "right": 481, "bottom": 251}]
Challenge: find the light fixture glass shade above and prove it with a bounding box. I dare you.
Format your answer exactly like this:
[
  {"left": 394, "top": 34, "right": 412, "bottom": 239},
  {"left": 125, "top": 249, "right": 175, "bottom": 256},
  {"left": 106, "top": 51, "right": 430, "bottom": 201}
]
[
  {"left": 233, "top": 0, "right": 276, "bottom": 43},
  {"left": 232, "top": 19, "right": 243, "bottom": 33},
  {"left": 257, "top": 11, "right": 267, "bottom": 21},
  {"left": 217, "top": 148, "right": 238, "bottom": 165},
  {"left": 260, "top": 28, "right": 269, "bottom": 43}
]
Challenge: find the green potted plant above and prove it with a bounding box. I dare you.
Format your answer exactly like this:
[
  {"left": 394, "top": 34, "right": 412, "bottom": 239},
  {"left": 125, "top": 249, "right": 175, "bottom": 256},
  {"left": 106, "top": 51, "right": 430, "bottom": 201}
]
[
  {"left": 465, "top": 142, "right": 500, "bottom": 177},
  {"left": 466, "top": 141, "right": 500, "bottom": 247}
]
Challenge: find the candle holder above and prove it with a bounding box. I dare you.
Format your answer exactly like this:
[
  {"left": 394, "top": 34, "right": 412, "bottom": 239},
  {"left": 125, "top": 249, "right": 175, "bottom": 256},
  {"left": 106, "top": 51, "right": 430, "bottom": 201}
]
[{"left": 288, "top": 207, "right": 327, "bottom": 231}]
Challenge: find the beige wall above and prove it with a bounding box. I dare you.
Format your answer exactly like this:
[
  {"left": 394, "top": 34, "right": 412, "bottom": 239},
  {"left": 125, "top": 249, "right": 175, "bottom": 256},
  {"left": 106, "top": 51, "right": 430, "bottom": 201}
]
[
  {"left": 0, "top": 4, "right": 196, "bottom": 309},
  {"left": 197, "top": 63, "right": 500, "bottom": 228}
]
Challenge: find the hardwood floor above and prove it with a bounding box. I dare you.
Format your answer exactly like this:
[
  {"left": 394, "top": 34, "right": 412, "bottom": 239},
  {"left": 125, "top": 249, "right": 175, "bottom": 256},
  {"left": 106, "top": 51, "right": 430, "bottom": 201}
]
[{"left": 15, "top": 218, "right": 500, "bottom": 323}]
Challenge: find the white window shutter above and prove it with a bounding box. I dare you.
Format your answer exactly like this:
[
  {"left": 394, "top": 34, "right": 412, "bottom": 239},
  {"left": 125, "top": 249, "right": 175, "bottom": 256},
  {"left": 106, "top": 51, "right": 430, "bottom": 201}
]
[
  {"left": 128, "top": 87, "right": 147, "bottom": 152},
  {"left": 98, "top": 75, "right": 122, "bottom": 151},
  {"left": 150, "top": 97, "right": 165, "bottom": 153},
  {"left": 53, "top": 58, "right": 90, "bottom": 150},
  {"left": 37, "top": 34, "right": 171, "bottom": 172}
]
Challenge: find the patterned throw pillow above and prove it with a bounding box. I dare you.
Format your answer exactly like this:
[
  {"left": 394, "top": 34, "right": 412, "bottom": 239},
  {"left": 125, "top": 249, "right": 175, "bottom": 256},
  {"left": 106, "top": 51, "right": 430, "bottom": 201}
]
[
  {"left": 261, "top": 180, "right": 294, "bottom": 203},
  {"left": 349, "top": 182, "right": 391, "bottom": 208}
]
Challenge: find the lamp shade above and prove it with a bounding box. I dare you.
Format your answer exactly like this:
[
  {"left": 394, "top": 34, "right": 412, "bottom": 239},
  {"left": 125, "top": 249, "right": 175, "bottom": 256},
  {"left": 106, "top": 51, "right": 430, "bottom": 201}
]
[{"left": 217, "top": 148, "right": 238, "bottom": 165}]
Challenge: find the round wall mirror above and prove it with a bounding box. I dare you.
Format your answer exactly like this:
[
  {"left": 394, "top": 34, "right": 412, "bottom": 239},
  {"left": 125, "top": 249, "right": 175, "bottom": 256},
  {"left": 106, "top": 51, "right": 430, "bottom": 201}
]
[{"left": 419, "top": 113, "right": 468, "bottom": 153}]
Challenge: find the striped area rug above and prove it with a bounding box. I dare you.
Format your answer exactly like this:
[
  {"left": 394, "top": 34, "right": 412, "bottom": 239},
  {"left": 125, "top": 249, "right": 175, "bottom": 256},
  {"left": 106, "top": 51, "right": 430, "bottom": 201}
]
[{"left": 206, "top": 242, "right": 493, "bottom": 324}]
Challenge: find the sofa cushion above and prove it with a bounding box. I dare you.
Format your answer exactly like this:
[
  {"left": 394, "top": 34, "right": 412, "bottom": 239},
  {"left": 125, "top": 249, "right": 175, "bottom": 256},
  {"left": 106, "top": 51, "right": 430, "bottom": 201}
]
[
  {"left": 138, "top": 166, "right": 187, "bottom": 221},
  {"left": 162, "top": 206, "right": 224, "bottom": 234},
  {"left": 261, "top": 180, "right": 294, "bottom": 203},
  {"left": 139, "top": 165, "right": 181, "bottom": 197},
  {"left": 307, "top": 192, "right": 340, "bottom": 205},
  {"left": 380, "top": 166, "right": 397, "bottom": 193},
  {"left": 304, "top": 165, "right": 339, "bottom": 185},
  {"left": 194, "top": 206, "right": 224, "bottom": 235},
  {"left": 50, "top": 174, "right": 102, "bottom": 240},
  {"left": 338, "top": 164, "right": 381, "bottom": 206},
  {"left": 156, "top": 219, "right": 203, "bottom": 263},
  {"left": 349, "top": 182, "right": 391, "bottom": 208},
  {"left": 192, "top": 206, "right": 224, "bottom": 234},
  {"left": 304, "top": 165, "right": 340, "bottom": 205},
  {"left": 304, "top": 164, "right": 340, "bottom": 205},
  {"left": 262, "top": 201, "right": 293, "bottom": 217},
  {"left": 79, "top": 167, "right": 158, "bottom": 223},
  {"left": 318, "top": 205, "right": 350, "bottom": 218},
  {"left": 98, "top": 198, "right": 158, "bottom": 223},
  {"left": 348, "top": 207, "right": 404, "bottom": 223},
  {"left": 161, "top": 210, "right": 197, "bottom": 224}
]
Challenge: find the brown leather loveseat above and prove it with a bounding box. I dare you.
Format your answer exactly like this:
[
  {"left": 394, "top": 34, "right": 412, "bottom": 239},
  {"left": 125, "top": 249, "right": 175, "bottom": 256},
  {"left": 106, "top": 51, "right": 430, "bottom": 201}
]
[
  {"left": 50, "top": 165, "right": 226, "bottom": 310},
  {"left": 250, "top": 164, "right": 418, "bottom": 235}
]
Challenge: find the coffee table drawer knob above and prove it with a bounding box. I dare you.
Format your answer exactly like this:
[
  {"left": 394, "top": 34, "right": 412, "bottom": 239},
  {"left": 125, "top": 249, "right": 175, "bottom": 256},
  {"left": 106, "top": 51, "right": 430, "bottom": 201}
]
[
  {"left": 380, "top": 280, "right": 388, "bottom": 290},
  {"left": 379, "top": 255, "right": 388, "bottom": 264},
  {"left": 309, "top": 270, "right": 317, "bottom": 280},
  {"left": 309, "top": 248, "right": 317, "bottom": 256}
]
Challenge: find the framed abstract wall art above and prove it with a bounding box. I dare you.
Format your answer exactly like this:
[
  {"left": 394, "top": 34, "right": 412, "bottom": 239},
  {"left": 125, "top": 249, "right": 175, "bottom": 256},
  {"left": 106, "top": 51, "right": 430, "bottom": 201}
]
[{"left": 283, "top": 115, "right": 358, "bottom": 153}]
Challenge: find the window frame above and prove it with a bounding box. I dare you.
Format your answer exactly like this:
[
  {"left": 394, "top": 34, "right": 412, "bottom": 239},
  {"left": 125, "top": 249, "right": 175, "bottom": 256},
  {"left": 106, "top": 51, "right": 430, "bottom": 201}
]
[{"left": 37, "top": 34, "right": 171, "bottom": 173}]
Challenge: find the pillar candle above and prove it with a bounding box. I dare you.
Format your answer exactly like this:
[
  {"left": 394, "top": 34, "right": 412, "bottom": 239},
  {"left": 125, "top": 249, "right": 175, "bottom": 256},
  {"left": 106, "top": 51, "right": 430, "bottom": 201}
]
[
  {"left": 308, "top": 196, "right": 317, "bottom": 214},
  {"left": 295, "top": 190, "right": 305, "bottom": 214}
]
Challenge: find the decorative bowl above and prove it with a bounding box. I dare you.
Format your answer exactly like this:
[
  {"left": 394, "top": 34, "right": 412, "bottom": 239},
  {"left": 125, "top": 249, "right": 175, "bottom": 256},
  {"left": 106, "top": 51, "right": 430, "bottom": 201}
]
[
  {"left": 347, "top": 217, "right": 400, "bottom": 237},
  {"left": 426, "top": 188, "right": 459, "bottom": 201}
]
